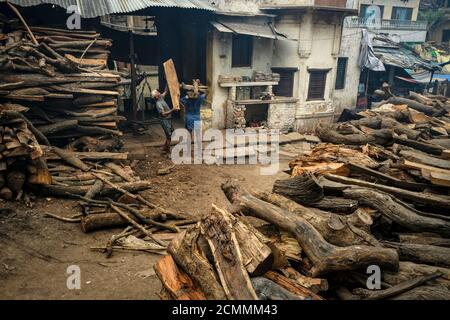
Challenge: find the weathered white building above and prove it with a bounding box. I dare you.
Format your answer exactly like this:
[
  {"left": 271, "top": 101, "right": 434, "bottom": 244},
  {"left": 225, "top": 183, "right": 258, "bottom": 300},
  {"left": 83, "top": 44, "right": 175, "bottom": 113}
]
[
  {"left": 333, "top": 0, "right": 429, "bottom": 116},
  {"left": 205, "top": 0, "right": 357, "bottom": 133}
]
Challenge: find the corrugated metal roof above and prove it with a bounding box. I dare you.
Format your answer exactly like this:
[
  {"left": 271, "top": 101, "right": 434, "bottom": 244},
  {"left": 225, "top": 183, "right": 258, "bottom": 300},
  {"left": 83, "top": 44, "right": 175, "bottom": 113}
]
[
  {"left": 0, "top": 0, "right": 216, "bottom": 18},
  {"left": 211, "top": 19, "right": 290, "bottom": 40}
]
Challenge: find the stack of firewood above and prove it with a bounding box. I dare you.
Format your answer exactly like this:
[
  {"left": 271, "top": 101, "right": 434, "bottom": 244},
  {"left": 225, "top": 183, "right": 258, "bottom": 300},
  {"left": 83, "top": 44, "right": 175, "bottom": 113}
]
[
  {"left": 154, "top": 91, "right": 450, "bottom": 300},
  {"left": 0, "top": 15, "right": 124, "bottom": 147},
  {"left": 0, "top": 103, "right": 51, "bottom": 200}
]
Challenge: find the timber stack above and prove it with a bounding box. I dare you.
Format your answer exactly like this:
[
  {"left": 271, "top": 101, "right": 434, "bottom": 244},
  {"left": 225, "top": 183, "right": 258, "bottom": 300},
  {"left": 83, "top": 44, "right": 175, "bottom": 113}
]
[
  {"left": 0, "top": 12, "right": 129, "bottom": 200},
  {"left": 155, "top": 91, "right": 450, "bottom": 300},
  {"left": 0, "top": 14, "right": 123, "bottom": 147}
]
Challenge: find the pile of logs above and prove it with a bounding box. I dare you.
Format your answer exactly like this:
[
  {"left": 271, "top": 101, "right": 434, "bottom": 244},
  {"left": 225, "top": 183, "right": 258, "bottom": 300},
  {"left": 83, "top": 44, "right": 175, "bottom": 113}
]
[
  {"left": 154, "top": 91, "right": 450, "bottom": 300},
  {"left": 0, "top": 14, "right": 124, "bottom": 147}
]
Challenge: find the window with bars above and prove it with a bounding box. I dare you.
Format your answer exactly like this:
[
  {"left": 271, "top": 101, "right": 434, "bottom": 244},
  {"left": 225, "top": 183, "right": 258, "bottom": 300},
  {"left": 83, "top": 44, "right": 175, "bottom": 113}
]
[
  {"left": 335, "top": 57, "right": 348, "bottom": 90},
  {"left": 307, "top": 70, "right": 328, "bottom": 100},
  {"left": 232, "top": 34, "right": 253, "bottom": 68},
  {"left": 272, "top": 67, "right": 297, "bottom": 97}
]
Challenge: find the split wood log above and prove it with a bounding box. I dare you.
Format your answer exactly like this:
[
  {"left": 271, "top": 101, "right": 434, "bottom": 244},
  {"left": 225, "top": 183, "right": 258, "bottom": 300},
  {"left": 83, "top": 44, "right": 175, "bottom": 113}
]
[
  {"left": 409, "top": 91, "right": 434, "bottom": 105},
  {"left": 234, "top": 217, "right": 273, "bottom": 276},
  {"left": 27, "top": 157, "right": 52, "bottom": 185},
  {"left": 343, "top": 187, "right": 450, "bottom": 237},
  {"left": 380, "top": 118, "right": 421, "bottom": 140},
  {"left": 251, "top": 277, "right": 301, "bottom": 300},
  {"left": 104, "top": 162, "right": 134, "bottom": 182},
  {"left": 393, "top": 136, "right": 444, "bottom": 155},
  {"left": 52, "top": 146, "right": 90, "bottom": 171},
  {"left": 278, "top": 267, "right": 329, "bottom": 293},
  {"left": 2, "top": 111, "right": 49, "bottom": 146},
  {"left": 154, "top": 255, "right": 206, "bottom": 300},
  {"left": 352, "top": 272, "right": 443, "bottom": 300},
  {"left": 325, "top": 174, "right": 450, "bottom": 210},
  {"left": 84, "top": 179, "right": 103, "bottom": 200},
  {"left": 346, "top": 162, "right": 428, "bottom": 192},
  {"left": 200, "top": 205, "right": 258, "bottom": 300},
  {"left": 256, "top": 191, "right": 380, "bottom": 247},
  {"left": 168, "top": 226, "right": 227, "bottom": 300},
  {"left": 399, "top": 150, "right": 450, "bottom": 170},
  {"left": 388, "top": 97, "right": 437, "bottom": 115},
  {"left": 264, "top": 271, "right": 323, "bottom": 300},
  {"left": 384, "top": 261, "right": 450, "bottom": 289},
  {"left": 272, "top": 173, "right": 323, "bottom": 205},
  {"left": 222, "top": 182, "right": 399, "bottom": 277},
  {"left": 398, "top": 234, "right": 450, "bottom": 247},
  {"left": 382, "top": 241, "right": 450, "bottom": 268}
]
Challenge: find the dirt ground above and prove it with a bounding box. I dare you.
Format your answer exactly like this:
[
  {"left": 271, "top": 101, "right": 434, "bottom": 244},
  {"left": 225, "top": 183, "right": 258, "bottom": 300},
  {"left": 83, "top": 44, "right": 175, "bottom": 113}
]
[{"left": 0, "top": 126, "right": 293, "bottom": 300}]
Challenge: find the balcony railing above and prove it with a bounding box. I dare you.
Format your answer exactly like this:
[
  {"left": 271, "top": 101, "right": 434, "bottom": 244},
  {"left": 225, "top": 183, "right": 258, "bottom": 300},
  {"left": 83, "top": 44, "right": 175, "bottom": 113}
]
[
  {"left": 261, "top": 0, "right": 348, "bottom": 9},
  {"left": 346, "top": 17, "right": 428, "bottom": 31}
]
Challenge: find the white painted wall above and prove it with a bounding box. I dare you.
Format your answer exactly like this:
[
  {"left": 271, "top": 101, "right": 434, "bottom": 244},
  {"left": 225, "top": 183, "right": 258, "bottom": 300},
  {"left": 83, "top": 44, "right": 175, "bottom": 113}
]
[
  {"left": 271, "top": 11, "right": 344, "bottom": 132},
  {"left": 334, "top": 21, "right": 362, "bottom": 116},
  {"left": 208, "top": 26, "right": 274, "bottom": 129}
]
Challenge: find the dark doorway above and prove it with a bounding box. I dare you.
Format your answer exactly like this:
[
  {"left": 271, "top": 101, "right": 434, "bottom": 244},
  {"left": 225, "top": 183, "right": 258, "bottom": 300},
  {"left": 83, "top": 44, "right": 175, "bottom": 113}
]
[{"left": 442, "top": 29, "right": 450, "bottom": 43}]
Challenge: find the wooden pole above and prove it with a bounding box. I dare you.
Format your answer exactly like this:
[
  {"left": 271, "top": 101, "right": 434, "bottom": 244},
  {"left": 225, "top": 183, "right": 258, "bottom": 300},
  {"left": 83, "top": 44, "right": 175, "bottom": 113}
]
[{"left": 129, "top": 30, "right": 138, "bottom": 121}]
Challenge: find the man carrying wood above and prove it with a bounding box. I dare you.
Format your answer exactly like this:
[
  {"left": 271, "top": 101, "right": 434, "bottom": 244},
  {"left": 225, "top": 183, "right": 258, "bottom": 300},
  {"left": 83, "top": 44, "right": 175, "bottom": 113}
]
[
  {"left": 152, "top": 88, "right": 178, "bottom": 154},
  {"left": 180, "top": 87, "right": 206, "bottom": 135}
]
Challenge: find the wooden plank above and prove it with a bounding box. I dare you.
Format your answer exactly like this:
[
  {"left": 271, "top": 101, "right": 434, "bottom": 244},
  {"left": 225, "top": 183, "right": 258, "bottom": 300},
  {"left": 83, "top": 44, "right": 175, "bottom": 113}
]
[
  {"left": 163, "top": 59, "right": 180, "bottom": 110},
  {"left": 403, "top": 160, "right": 450, "bottom": 175},
  {"left": 430, "top": 171, "right": 450, "bottom": 187}
]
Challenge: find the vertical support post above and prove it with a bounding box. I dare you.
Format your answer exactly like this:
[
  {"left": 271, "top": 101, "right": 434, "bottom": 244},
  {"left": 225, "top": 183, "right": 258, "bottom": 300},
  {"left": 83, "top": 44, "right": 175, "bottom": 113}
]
[{"left": 129, "top": 30, "right": 138, "bottom": 121}]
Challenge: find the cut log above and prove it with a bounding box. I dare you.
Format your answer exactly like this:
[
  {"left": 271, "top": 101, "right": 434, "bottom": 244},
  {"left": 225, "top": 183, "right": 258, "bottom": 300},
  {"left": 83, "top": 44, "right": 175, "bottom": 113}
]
[
  {"left": 309, "top": 196, "right": 359, "bottom": 214},
  {"left": 316, "top": 123, "right": 392, "bottom": 145},
  {"left": 36, "top": 180, "right": 152, "bottom": 197},
  {"left": 264, "top": 271, "right": 324, "bottom": 300},
  {"left": 222, "top": 181, "right": 399, "bottom": 277},
  {"left": 256, "top": 191, "right": 380, "bottom": 247},
  {"left": 272, "top": 173, "right": 323, "bottom": 205},
  {"left": 168, "top": 226, "right": 227, "bottom": 300},
  {"left": 346, "top": 162, "right": 428, "bottom": 192},
  {"left": 398, "top": 234, "right": 450, "bottom": 248},
  {"left": 154, "top": 255, "right": 206, "bottom": 300},
  {"left": 343, "top": 187, "right": 450, "bottom": 237},
  {"left": 27, "top": 157, "right": 52, "bottom": 185},
  {"left": 399, "top": 150, "right": 450, "bottom": 170},
  {"left": 81, "top": 212, "right": 130, "bottom": 233},
  {"left": 52, "top": 146, "right": 90, "bottom": 171},
  {"left": 104, "top": 162, "right": 134, "bottom": 183},
  {"left": 251, "top": 277, "right": 301, "bottom": 300},
  {"left": 384, "top": 261, "right": 450, "bottom": 290},
  {"left": 393, "top": 136, "right": 444, "bottom": 155},
  {"left": 382, "top": 242, "right": 450, "bottom": 268},
  {"left": 37, "top": 120, "right": 78, "bottom": 135},
  {"left": 352, "top": 272, "right": 443, "bottom": 300},
  {"left": 325, "top": 174, "right": 450, "bottom": 210},
  {"left": 84, "top": 179, "right": 104, "bottom": 200},
  {"left": 388, "top": 97, "right": 437, "bottom": 115},
  {"left": 278, "top": 267, "right": 329, "bottom": 293},
  {"left": 200, "top": 205, "right": 258, "bottom": 300},
  {"left": 234, "top": 217, "right": 273, "bottom": 276}
]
